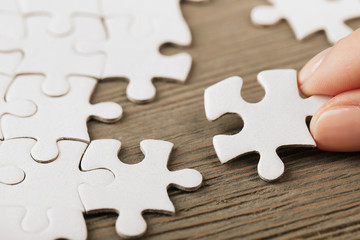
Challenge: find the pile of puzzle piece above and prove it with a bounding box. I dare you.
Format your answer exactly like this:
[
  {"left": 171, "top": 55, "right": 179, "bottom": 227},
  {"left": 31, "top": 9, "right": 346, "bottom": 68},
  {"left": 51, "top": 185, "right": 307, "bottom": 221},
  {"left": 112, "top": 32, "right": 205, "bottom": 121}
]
[{"left": 0, "top": 0, "right": 203, "bottom": 239}]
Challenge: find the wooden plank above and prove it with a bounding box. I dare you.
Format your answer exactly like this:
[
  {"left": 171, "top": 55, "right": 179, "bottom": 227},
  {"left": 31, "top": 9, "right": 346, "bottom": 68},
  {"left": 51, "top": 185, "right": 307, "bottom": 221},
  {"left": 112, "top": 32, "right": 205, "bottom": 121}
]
[{"left": 86, "top": 0, "right": 360, "bottom": 239}]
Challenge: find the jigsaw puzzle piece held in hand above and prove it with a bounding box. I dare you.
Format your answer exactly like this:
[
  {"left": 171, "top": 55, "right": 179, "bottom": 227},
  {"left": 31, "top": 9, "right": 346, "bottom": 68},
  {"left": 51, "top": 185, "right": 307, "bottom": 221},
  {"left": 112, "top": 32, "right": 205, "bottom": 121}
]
[
  {"left": 79, "top": 139, "right": 202, "bottom": 238},
  {"left": 0, "top": 16, "right": 105, "bottom": 96},
  {"left": 251, "top": 0, "right": 360, "bottom": 44},
  {"left": 0, "top": 139, "right": 114, "bottom": 239},
  {"left": 204, "top": 69, "right": 330, "bottom": 181},
  {"left": 2, "top": 75, "right": 123, "bottom": 162},
  {"left": 18, "top": 0, "right": 100, "bottom": 36}
]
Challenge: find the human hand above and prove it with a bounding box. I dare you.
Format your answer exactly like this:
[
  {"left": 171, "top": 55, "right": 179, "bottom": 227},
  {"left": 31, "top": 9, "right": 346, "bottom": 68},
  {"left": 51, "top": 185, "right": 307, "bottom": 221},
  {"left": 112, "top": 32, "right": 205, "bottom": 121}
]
[{"left": 299, "top": 29, "right": 360, "bottom": 152}]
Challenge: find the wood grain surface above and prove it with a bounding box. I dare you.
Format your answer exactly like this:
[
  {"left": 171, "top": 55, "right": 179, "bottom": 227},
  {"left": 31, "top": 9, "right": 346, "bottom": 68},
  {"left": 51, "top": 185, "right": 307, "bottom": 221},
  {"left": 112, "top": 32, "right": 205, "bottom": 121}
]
[{"left": 86, "top": 0, "right": 360, "bottom": 239}]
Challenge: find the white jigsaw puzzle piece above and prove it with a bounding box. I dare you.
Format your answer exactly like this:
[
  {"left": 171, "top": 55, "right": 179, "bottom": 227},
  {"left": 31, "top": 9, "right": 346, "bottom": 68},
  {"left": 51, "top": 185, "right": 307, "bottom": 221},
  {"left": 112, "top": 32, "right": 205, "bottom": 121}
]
[
  {"left": 19, "top": 0, "right": 100, "bottom": 36},
  {"left": 251, "top": 0, "right": 360, "bottom": 44},
  {"left": 0, "top": 139, "right": 114, "bottom": 238},
  {"left": 2, "top": 75, "right": 123, "bottom": 162},
  {"left": 77, "top": 0, "right": 195, "bottom": 103},
  {"left": 204, "top": 69, "right": 331, "bottom": 181},
  {"left": 79, "top": 139, "right": 202, "bottom": 238},
  {"left": 0, "top": 207, "right": 89, "bottom": 240},
  {"left": 76, "top": 17, "right": 191, "bottom": 103},
  {"left": 0, "top": 73, "right": 36, "bottom": 140},
  {"left": 0, "top": 15, "right": 105, "bottom": 97}
]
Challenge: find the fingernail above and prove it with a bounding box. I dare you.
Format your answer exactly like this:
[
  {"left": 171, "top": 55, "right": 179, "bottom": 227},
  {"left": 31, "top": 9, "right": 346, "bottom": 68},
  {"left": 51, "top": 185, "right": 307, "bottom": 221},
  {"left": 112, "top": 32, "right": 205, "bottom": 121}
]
[
  {"left": 299, "top": 48, "right": 332, "bottom": 85},
  {"left": 312, "top": 107, "right": 360, "bottom": 152}
]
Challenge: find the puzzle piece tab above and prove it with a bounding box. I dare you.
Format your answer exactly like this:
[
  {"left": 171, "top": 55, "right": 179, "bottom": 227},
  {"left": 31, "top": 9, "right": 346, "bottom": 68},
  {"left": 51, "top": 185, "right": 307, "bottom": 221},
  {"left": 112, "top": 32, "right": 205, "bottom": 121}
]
[
  {"left": 2, "top": 75, "right": 123, "bottom": 162},
  {"left": 0, "top": 166, "right": 25, "bottom": 185},
  {"left": 0, "top": 74, "right": 36, "bottom": 140},
  {"left": 251, "top": 0, "right": 360, "bottom": 44},
  {"left": 0, "top": 16, "right": 105, "bottom": 96},
  {"left": 19, "top": 0, "right": 100, "bottom": 36},
  {"left": 0, "top": 139, "right": 114, "bottom": 238},
  {"left": 79, "top": 139, "right": 202, "bottom": 238},
  {"left": 204, "top": 69, "right": 330, "bottom": 181}
]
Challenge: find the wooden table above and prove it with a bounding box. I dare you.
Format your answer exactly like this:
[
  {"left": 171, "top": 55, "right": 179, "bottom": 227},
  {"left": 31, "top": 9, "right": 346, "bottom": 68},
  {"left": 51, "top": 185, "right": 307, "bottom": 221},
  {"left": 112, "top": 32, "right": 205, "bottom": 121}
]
[{"left": 87, "top": 0, "right": 360, "bottom": 239}]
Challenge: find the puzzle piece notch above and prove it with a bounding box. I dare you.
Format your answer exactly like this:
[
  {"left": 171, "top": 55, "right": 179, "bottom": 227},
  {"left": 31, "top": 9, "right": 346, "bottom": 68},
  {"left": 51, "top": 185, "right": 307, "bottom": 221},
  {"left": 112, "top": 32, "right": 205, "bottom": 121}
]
[
  {"left": 0, "top": 15, "right": 105, "bottom": 97},
  {"left": 251, "top": 0, "right": 360, "bottom": 44},
  {"left": 205, "top": 69, "right": 330, "bottom": 181},
  {"left": 19, "top": 0, "right": 100, "bottom": 36},
  {"left": 76, "top": 17, "right": 191, "bottom": 103},
  {"left": 2, "top": 75, "right": 123, "bottom": 162},
  {"left": 0, "top": 139, "right": 114, "bottom": 237},
  {"left": 79, "top": 139, "right": 202, "bottom": 238}
]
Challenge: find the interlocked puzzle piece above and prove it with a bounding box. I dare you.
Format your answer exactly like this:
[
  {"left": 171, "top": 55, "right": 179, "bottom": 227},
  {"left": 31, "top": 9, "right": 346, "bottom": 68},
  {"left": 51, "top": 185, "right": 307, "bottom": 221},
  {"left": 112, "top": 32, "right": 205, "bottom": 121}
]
[
  {"left": 204, "top": 69, "right": 330, "bottom": 181},
  {"left": 77, "top": 0, "right": 198, "bottom": 103},
  {"left": 0, "top": 207, "right": 93, "bottom": 240},
  {"left": 79, "top": 139, "right": 203, "bottom": 238},
  {"left": 19, "top": 0, "right": 100, "bottom": 36},
  {"left": 0, "top": 74, "right": 36, "bottom": 139},
  {"left": 2, "top": 75, "right": 123, "bottom": 162},
  {"left": 0, "top": 139, "right": 114, "bottom": 239},
  {"left": 0, "top": 15, "right": 105, "bottom": 96},
  {"left": 251, "top": 0, "right": 360, "bottom": 44}
]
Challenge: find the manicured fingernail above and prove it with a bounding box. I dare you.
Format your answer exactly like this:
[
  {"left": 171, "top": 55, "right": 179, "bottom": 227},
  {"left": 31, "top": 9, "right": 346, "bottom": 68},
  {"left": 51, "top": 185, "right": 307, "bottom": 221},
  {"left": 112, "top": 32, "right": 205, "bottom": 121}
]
[
  {"left": 299, "top": 48, "right": 332, "bottom": 85},
  {"left": 312, "top": 107, "right": 360, "bottom": 152}
]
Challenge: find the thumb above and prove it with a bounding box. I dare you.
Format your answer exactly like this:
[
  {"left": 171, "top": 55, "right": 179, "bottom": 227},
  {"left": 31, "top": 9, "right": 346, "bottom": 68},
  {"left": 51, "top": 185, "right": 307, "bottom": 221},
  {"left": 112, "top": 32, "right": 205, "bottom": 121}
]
[{"left": 309, "top": 89, "right": 360, "bottom": 152}]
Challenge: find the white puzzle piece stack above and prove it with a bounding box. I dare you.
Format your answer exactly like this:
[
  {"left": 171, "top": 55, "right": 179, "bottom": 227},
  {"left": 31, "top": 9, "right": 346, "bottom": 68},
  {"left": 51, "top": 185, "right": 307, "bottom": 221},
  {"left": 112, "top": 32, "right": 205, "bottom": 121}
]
[
  {"left": 251, "top": 0, "right": 360, "bottom": 44},
  {"left": 0, "top": 0, "right": 203, "bottom": 239},
  {"left": 204, "top": 70, "right": 330, "bottom": 182}
]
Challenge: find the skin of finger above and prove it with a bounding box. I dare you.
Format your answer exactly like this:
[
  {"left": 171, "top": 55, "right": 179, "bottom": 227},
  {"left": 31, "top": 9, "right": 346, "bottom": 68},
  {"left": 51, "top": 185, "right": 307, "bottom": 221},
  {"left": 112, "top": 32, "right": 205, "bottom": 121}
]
[
  {"left": 310, "top": 89, "right": 360, "bottom": 151},
  {"left": 300, "top": 28, "right": 360, "bottom": 96}
]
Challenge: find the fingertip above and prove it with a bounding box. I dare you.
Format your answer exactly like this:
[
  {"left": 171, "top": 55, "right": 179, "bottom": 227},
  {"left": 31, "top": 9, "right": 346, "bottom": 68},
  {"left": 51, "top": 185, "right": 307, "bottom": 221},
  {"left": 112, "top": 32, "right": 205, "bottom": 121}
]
[
  {"left": 299, "top": 28, "right": 360, "bottom": 96},
  {"left": 310, "top": 90, "right": 360, "bottom": 152}
]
